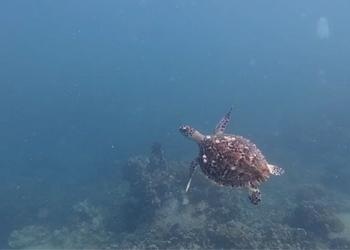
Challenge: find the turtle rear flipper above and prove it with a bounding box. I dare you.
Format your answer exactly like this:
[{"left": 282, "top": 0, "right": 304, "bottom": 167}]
[
  {"left": 267, "top": 164, "right": 284, "bottom": 175},
  {"left": 247, "top": 186, "right": 261, "bottom": 205},
  {"left": 185, "top": 158, "right": 199, "bottom": 192}
]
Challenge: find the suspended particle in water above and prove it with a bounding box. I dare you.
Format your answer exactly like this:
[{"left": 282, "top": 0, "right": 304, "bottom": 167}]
[{"left": 317, "top": 17, "right": 330, "bottom": 39}]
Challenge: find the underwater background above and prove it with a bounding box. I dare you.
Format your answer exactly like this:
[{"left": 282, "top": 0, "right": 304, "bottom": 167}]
[{"left": 1, "top": 1, "right": 350, "bottom": 249}]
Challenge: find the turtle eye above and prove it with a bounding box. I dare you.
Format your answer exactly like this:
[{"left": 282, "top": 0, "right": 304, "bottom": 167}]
[{"left": 179, "top": 126, "right": 191, "bottom": 136}]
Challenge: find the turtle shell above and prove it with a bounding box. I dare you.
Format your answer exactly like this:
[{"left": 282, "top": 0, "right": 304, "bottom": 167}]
[{"left": 198, "top": 134, "right": 270, "bottom": 188}]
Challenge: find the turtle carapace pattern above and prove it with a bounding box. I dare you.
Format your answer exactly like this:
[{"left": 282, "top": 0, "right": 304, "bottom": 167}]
[{"left": 179, "top": 107, "right": 284, "bottom": 205}]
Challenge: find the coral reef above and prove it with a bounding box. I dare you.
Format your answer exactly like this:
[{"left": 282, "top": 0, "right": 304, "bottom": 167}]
[
  {"left": 8, "top": 201, "right": 114, "bottom": 249},
  {"left": 329, "top": 237, "right": 350, "bottom": 249},
  {"left": 294, "top": 183, "right": 326, "bottom": 202},
  {"left": 7, "top": 142, "right": 350, "bottom": 249},
  {"left": 119, "top": 151, "right": 186, "bottom": 232},
  {"left": 285, "top": 200, "right": 345, "bottom": 239},
  {"left": 61, "top": 200, "right": 113, "bottom": 249},
  {"left": 8, "top": 225, "right": 53, "bottom": 249},
  {"left": 150, "top": 142, "right": 168, "bottom": 170}
]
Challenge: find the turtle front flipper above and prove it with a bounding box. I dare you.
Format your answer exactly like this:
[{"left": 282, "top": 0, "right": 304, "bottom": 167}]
[
  {"left": 267, "top": 164, "right": 285, "bottom": 175},
  {"left": 185, "top": 158, "right": 199, "bottom": 192},
  {"left": 247, "top": 186, "right": 261, "bottom": 205},
  {"left": 214, "top": 106, "right": 233, "bottom": 135}
]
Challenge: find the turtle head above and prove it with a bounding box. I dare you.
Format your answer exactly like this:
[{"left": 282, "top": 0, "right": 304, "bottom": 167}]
[{"left": 179, "top": 126, "right": 204, "bottom": 142}]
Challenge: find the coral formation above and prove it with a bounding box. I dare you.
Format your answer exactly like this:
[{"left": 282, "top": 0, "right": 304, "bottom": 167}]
[
  {"left": 329, "top": 237, "right": 350, "bottom": 249},
  {"left": 8, "top": 226, "right": 52, "bottom": 249},
  {"left": 150, "top": 142, "right": 168, "bottom": 169},
  {"left": 295, "top": 183, "right": 326, "bottom": 202},
  {"left": 285, "top": 200, "right": 345, "bottom": 238},
  {"left": 8, "top": 201, "right": 114, "bottom": 249}
]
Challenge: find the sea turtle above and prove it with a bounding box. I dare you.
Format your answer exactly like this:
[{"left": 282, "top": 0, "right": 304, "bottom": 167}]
[{"left": 179, "top": 107, "right": 284, "bottom": 205}]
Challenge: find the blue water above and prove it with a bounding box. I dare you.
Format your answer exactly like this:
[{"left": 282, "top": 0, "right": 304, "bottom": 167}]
[{"left": 1, "top": 1, "right": 350, "bottom": 248}]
